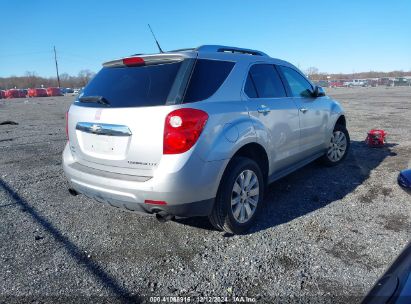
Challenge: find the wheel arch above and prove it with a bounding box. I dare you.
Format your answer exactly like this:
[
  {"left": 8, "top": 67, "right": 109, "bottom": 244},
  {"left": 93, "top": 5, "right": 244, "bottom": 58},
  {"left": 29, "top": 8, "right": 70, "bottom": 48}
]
[
  {"left": 208, "top": 142, "right": 269, "bottom": 233},
  {"left": 335, "top": 115, "right": 346, "bottom": 128},
  {"left": 228, "top": 142, "right": 269, "bottom": 185}
]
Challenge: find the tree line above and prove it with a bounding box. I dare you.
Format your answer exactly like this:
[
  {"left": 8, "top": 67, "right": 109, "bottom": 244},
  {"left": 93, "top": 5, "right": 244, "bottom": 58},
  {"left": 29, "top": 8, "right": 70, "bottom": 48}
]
[
  {"left": 305, "top": 67, "right": 411, "bottom": 81},
  {"left": 0, "top": 70, "right": 95, "bottom": 90},
  {"left": 1, "top": 68, "right": 410, "bottom": 90}
]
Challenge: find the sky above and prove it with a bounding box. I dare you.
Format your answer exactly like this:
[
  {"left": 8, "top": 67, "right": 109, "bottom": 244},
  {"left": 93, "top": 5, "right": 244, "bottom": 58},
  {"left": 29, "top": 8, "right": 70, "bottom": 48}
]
[{"left": 1, "top": 0, "right": 410, "bottom": 77}]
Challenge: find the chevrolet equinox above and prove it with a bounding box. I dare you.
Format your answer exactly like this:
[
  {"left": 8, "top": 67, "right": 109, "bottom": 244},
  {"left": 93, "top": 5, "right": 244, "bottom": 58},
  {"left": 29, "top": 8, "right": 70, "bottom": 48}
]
[{"left": 63, "top": 45, "right": 350, "bottom": 234}]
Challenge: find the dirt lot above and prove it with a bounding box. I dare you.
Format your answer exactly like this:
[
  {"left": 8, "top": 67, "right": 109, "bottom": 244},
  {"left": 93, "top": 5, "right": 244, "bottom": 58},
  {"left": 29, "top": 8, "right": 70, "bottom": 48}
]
[{"left": 1, "top": 86, "right": 410, "bottom": 303}]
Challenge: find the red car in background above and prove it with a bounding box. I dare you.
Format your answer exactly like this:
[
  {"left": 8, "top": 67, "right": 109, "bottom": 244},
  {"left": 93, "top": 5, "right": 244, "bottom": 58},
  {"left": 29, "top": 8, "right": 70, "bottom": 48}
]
[
  {"left": 329, "top": 80, "right": 345, "bottom": 88},
  {"left": 28, "top": 88, "right": 48, "bottom": 97},
  {"left": 46, "top": 87, "right": 63, "bottom": 97},
  {"left": 5, "top": 89, "right": 22, "bottom": 99}
]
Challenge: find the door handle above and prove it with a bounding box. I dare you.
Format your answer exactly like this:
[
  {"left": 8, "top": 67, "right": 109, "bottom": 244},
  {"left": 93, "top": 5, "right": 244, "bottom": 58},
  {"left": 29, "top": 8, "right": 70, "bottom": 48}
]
[
  {"left": 257, "top": 105, "right": 271, "bottom": 114},
  {"left": 299, "top": 108, "right": 308, "bottom": 113}
]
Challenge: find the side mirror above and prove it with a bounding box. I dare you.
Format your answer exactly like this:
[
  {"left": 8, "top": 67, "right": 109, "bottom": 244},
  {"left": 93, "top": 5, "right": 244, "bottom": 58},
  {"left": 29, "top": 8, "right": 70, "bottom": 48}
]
[{"left": 314, "top": 86, "right": 326, "bottom": 97}]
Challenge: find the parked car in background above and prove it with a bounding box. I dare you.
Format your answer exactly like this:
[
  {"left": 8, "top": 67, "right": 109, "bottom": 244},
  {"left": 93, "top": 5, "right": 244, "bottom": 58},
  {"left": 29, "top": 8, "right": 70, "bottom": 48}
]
[
  {"left": 314, "top": 80, "right": 329, "bottom": 88},
  {"left": 63, "top": 45, "right": 349, "bottom": 234},
  {"left": 63, "top": 88, "right": 74, "bottom": 95},
  {"left": 19, "top": 89, "right": 28, "bottom": 97},
  {"left": 344, "top": 79, "right": 367, "bottom": 87},
  {"left": 6, "top": 89, "right": 22, "bottom": 99},
  {"left": 394, "top": 77, "right": 411, "bottom": 86},
  {"left": 366, "top": 79, "right": 378, "bottom": 87},
  {"left": 330, "top": 80, "right": 345, "bottom": 88},
  {"left": 28, "top": 88, "right": 48, "bottom": 97},
  {"left": 69, "top": 88, "right": 81, "bottom": 96},
  {"left": 362, "top": 240, "right": 411, "bottom": 303},
  {"left": 47, "top": 87, "right": 63, "bottom": 97}
]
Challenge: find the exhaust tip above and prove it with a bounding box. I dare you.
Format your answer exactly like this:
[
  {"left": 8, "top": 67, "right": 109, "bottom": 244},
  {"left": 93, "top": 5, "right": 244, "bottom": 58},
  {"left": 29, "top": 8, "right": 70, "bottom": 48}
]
[
  {"left": 155, "top": 211, "right": 174, "bottom": 223},
  {"left": 68, "top": 188, "right": 79, "bottom": 196}
]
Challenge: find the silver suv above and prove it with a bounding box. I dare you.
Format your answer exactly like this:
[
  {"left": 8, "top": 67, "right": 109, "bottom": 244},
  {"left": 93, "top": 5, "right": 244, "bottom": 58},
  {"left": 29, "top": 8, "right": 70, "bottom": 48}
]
[{"left": 63, "top": 45, "right": 349, "bottom": 234}]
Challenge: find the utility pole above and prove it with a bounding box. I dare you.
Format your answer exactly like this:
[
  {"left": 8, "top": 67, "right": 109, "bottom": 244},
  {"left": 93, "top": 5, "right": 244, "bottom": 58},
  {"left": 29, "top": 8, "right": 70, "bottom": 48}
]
[{"left": 53, "top": 46, "right": 61, "bottom": 88}]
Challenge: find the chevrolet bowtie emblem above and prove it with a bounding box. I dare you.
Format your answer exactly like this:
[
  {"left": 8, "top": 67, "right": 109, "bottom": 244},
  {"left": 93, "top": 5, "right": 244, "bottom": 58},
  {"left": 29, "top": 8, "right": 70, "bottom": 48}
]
[{"left": 90, "top": 124, "right": 102, "bottom": 133}]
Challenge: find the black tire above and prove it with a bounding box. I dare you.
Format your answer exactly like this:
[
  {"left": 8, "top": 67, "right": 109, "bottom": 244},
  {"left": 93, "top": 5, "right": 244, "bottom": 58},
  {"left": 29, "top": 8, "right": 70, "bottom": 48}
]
[
  {"left": 320, "top": 124, "right": 350, "bottom": 167},
  {"left": 208, "top": 157, "right": 264, "bottom": 234}
]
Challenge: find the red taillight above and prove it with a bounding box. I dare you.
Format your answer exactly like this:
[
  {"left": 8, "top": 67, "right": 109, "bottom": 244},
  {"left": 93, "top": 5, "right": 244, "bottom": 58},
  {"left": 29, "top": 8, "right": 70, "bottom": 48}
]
[
  {"left": 65, "top": 111, "right": 69, "bottom": 141},
  {"left": 122, "top": 57, "right": 145, "bottom": 67},
  {"left": 145, "top": 200, "right": 167, "bottom": 205},
  {"left": 163, "top": 108, "right": 208, "bottom": 154}
]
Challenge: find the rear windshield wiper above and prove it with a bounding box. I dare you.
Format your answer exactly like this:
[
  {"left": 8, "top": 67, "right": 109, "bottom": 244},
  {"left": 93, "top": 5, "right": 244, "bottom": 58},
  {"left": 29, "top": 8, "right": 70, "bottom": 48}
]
[{"left": 78, "top": 96, "right": 111, "bottom": 106}]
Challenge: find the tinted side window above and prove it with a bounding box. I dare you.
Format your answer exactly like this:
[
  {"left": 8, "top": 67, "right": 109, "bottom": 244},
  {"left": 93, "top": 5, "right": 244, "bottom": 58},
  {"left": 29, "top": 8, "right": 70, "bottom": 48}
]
[
  {"left": 183, "top": 59, "right": 235, "bottom": 102},
  {"left": 244, "top": 73, "right": 258, "bottom": 98},
  {"left": 76, "top": 62, "right": 182, "bottom": 108},
  {"left": 247, "top": 64, "right": 286, "bottom": 98},
  {"left": 279, "top": 66, "right": 313, "bottom": 98}
]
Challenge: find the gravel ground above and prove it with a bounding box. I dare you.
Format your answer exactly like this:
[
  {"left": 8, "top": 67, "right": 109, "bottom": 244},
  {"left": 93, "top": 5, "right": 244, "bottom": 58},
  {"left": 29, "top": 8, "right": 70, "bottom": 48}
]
[{"left": 1, "top": 87, "right": 410, "bottom": 303}]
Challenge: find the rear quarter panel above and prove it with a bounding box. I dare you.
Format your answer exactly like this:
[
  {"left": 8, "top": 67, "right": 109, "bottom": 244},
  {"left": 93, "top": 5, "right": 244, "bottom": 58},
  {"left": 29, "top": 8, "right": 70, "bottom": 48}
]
[{"left": 192, "top": 100, "right": 256, "bottom": 162}]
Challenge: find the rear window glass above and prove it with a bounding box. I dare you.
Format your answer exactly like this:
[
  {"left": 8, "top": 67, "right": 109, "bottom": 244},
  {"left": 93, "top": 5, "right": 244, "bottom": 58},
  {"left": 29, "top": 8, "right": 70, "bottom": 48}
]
[
  {"left": 183, "top": 59, "right": 235, "bottom": 103},
  {"left": 75, "top": 62, "right": 182, "bottom": 108}
]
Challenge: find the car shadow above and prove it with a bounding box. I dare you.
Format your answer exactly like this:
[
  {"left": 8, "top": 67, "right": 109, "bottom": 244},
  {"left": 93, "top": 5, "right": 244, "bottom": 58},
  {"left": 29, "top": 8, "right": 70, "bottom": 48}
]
[
  {"left": 0, "top": 178, "right": 141, "bottom": 303},
  {"left": 175, "top": 141, "right": 397, "bottom": 235}
]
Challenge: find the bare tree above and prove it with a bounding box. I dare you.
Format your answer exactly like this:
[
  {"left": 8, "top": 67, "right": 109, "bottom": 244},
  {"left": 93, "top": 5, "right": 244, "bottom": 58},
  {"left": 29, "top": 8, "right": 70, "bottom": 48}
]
[
  {"left": 305, "top": 67, "right": 320, "bottom": 80},
  {"left": 59, "top": 73, "right": 73, "bottom": 88},
  {"left": 78, "top": 70, "right": 95, "bottom": 87},
  {"left": 24, "top": 71, "right": 38, "bottom": 88}
]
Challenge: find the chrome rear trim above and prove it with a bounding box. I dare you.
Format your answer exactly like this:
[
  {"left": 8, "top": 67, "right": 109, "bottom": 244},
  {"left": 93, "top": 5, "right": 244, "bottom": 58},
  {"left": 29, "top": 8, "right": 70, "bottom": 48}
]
[
  {"left": 76, "top": 122, "right": 132, "bottom": 136},
  {"left": 69, "top": 162, "right": 152, "bottom": 182}
]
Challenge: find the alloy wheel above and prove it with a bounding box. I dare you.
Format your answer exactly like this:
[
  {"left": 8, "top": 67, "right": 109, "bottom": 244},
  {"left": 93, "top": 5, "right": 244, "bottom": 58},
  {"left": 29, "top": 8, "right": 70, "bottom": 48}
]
[
  {"left": 327, "top": 130, "right": 347, "bottom": 162},
  {"left": 231, "top": 169, "right": 259, "bottom": 223}
]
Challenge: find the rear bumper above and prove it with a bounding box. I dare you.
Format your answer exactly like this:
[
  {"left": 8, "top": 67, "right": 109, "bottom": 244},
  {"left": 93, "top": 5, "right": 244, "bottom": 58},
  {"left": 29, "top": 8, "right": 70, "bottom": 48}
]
[
  {"left": 71, "top": 189, "right": 214, "bottom": 217},
  {"left": 62, "top": 144, "right": 227, "bottom": 217}
]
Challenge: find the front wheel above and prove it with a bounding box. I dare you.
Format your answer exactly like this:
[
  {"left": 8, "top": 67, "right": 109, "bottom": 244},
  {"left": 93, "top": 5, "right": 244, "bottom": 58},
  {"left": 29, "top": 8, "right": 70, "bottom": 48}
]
[
  {"left": 208, "top": 157, "right": 264, "bottom": 234},
  {"left": 320, "top": 124, "right": 350, "bottom": 166}
]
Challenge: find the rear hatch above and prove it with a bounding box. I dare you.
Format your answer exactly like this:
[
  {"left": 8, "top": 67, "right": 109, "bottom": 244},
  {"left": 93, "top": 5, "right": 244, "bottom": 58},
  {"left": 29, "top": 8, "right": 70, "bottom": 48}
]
[{"left": 67, "top": 53, "right": 195, "bottom": 177}]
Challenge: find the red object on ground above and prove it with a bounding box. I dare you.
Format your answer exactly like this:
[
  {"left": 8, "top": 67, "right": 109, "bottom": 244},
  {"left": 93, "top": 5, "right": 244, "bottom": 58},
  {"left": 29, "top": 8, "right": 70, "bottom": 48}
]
[
  {"left": 46, "top": 87, "right": 63, "bottom": 96},
  {"left": 365, "top": 129, "right": 387, "bottom": 147},
  {"left": 28, "top": 88, "right": 48, "bottom": 97}
]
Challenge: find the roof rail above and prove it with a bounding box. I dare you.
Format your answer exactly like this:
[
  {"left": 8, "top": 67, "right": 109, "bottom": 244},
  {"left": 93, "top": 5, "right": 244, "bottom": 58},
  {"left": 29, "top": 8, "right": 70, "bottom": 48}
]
[{"left": 195, "top": 45, "right": 268, "bottom": 56}]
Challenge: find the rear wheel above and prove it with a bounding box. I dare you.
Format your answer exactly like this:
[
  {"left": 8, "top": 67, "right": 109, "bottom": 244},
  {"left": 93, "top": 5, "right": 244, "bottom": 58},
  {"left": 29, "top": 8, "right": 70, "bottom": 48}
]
[
  {"left": 321, "top": 124, "right": 350, "bottom": 166},
  {"left": 208, "top": 157, "right": 264, "bottom": 234}
]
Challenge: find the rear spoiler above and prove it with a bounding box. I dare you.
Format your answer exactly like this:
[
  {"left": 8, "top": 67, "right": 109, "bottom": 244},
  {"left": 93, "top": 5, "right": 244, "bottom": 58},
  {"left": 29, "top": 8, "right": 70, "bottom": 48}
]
[{"left": 103, "top": 54, "right": 185, "bottom": 68}]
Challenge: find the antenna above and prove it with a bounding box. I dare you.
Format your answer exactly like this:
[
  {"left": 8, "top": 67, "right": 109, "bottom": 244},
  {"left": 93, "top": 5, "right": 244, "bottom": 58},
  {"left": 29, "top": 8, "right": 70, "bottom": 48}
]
[{"left": 147, "top": 24, "right": 164, "bottom": 53}]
